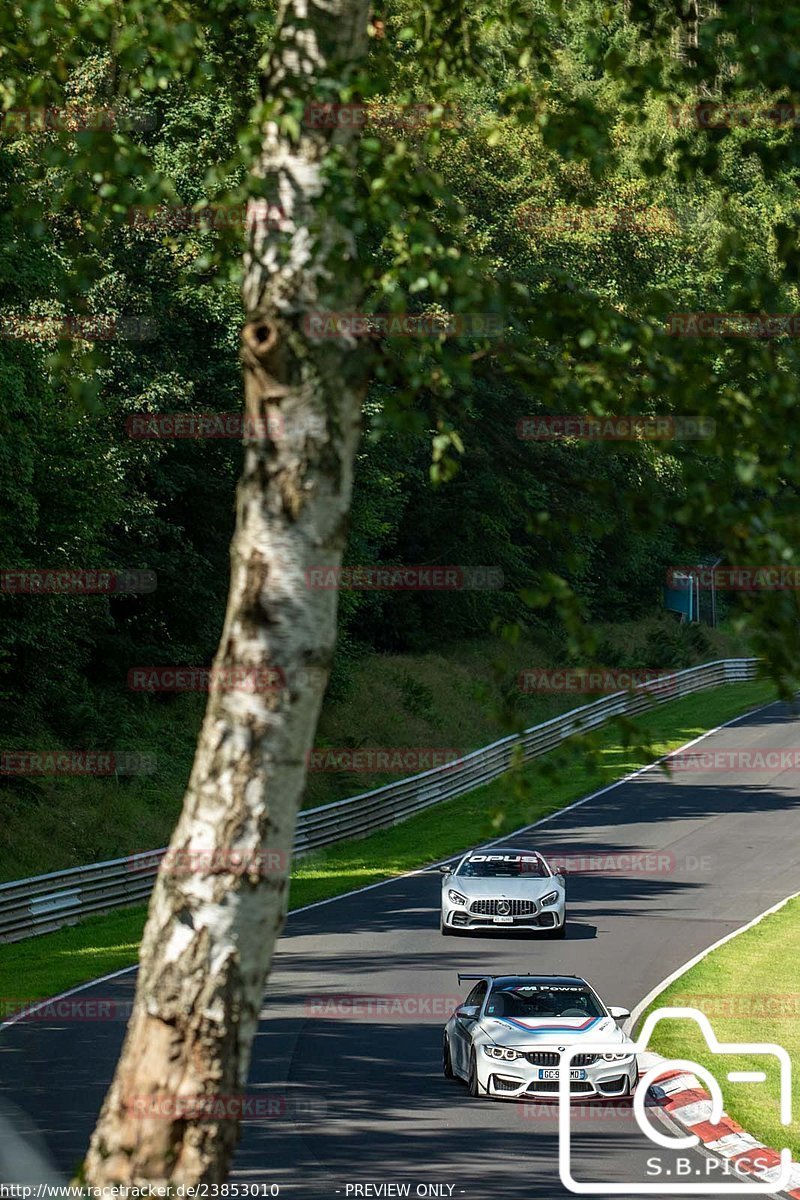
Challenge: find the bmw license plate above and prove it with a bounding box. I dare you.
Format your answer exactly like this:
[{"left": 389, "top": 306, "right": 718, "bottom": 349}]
[
  {"left": 539, "top": 1068, "right": 586, "bottom": 1081},
  {"left": 493, "top": 915, "right": 514, "bottom": 923}
]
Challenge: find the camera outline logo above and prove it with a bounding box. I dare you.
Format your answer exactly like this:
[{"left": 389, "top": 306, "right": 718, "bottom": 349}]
[{"left": 557, "top": 1006, "right": 792, "bottom": 1194}]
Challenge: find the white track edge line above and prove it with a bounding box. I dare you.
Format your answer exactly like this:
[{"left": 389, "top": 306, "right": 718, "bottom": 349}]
[
  {"left": 0, "top": 964, "right": 139, "bottom": 1032},
  {"left": 628, "top": 885, "right": 800, "bottom": 1033}
]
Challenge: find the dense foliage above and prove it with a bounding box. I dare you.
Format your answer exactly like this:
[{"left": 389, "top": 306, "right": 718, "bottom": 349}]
[{"left": 1, "top": 0, "right": 799, "bottom": 749}]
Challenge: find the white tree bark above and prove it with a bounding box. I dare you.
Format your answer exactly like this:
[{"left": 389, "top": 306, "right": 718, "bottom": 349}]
[{"left": 83, "top": 0, "right": 372, "bottom": 1185}]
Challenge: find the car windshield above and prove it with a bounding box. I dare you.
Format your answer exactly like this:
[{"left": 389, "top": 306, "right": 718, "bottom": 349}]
[
  {"left": 457, "top": 853, "right": 548, "bottom": 878},
  {"left": 484, "top": 985, "right": 604, "bottom": 1020}
]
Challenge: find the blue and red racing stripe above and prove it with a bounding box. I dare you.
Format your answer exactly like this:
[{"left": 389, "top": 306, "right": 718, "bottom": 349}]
[{"left": 496, "top": 1016, "right": 602, "bottom": 1034}]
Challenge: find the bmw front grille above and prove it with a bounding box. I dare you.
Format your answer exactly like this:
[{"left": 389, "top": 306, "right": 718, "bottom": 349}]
[{"left": 524, "top": 1051, "right": 600, "bottom": 1066}]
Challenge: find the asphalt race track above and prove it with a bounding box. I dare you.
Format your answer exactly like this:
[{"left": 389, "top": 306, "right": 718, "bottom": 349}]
[{"left": 2, "top": 697, "right": 799, "bottom": 1197}]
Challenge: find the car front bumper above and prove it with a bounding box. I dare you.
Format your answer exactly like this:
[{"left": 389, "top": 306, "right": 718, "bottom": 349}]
[
  {"left": 478, "top": 1056, "right": 638, "bottom": 1100},
  {"left": 441, "top": 898, "right": 565, "bottom": 932}
]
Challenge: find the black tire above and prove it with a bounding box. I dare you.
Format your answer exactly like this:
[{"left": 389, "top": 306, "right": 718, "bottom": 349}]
[
  {"left": 440, "top": 919, "right": 454, "bottom": 936},
  {"left": 548, "top": 921, "right": 566, "bottom": 939},
  {"left": 443, "top": 1036, "right": 455, "bottom": 1080},
  {"left": 468, "top": 1049, "right": 480, "bottom": 1097}
]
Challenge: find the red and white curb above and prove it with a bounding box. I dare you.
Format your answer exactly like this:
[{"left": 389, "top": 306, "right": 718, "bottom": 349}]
[{"left": 641, "top": 1052, "right": 800, "bottom": 1197}]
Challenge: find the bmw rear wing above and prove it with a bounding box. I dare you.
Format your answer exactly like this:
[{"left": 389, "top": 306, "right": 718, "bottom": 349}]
[{"left": 457, "top": 974, "right": 494, "bottom": 985}]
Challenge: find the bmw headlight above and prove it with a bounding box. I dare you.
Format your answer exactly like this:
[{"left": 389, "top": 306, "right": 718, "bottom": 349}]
[
  {"left": 539, "top": 890, "right": 559, "bottom": 907},
  {"left": 484, "top": 1045, "right": 520, "bottom": 1061},
  {"left": 448, "top": 889, "right": 468, "bottom": 905},
  {"left": 602, "top": 1051, "right": 634, "bottom": 1062}
]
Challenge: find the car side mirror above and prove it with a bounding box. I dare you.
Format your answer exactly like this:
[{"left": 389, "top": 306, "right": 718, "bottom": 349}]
[
  {"left": 556, "top": 868, "right": 569, "bottom": 877},
  {"left": 439, "top": 864, "right": 453, "bottom": 875},
  {"left": 455, "top": 1004, "right": 479, "bottom": 1020},
  {"left": 608, "top": 1005, "right": 630, "bottom": 1021}
]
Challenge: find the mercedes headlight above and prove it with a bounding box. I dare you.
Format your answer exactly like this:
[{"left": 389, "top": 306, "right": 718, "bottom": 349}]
[
  {"left": 540, "top": 890, "right": 559, "bottom": 907},
  {"left": 484, "top": 1045, "right": 520, "bottom": 1061},
  {"left": 448, "top": 889, "right": 468, "bottom": 905}
]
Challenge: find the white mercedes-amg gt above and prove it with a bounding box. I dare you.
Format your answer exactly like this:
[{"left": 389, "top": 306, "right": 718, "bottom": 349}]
[
  {"left": 440, "top": 847, "right": 566, "bottom": 937},
  {"left": 442, "top": 973, "right": 638, "bottom": 1101}
]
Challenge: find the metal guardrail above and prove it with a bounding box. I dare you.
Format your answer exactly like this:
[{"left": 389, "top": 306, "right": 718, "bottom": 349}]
[{"left": 0, "top": 657, "right": 759, "bottom": 942}]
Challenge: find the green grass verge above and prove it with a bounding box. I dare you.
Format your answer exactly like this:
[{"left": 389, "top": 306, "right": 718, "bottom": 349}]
[
  {"left": 0, "top": 677, "right": 775, "bottom": 1011},
  {"left": 644, "top": 893, "right": 800, "bottom": 1157}
]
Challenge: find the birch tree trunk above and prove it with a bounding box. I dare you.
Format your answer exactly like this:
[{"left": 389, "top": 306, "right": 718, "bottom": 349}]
[{"left": 83, "top": 0, "right": 372, "bottom": 1185}]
